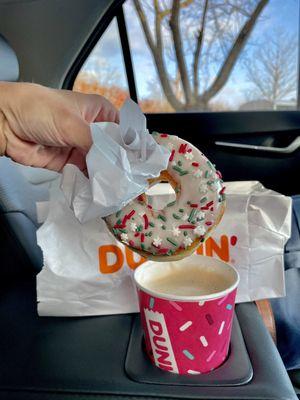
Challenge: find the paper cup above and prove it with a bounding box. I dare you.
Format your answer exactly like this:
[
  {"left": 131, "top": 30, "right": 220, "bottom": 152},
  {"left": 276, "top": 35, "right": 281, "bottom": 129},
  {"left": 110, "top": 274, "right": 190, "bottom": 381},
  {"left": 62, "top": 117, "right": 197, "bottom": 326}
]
[{"left": 134, "top": 256, "right": 239, "bottom": 375}]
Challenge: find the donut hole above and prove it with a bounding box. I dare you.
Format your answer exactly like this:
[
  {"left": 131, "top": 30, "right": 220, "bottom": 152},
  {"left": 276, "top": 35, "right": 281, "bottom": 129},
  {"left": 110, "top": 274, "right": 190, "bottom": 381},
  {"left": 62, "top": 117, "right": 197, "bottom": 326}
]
[{"left": 145, "top": 182, "right": 176, "bottom": 211}]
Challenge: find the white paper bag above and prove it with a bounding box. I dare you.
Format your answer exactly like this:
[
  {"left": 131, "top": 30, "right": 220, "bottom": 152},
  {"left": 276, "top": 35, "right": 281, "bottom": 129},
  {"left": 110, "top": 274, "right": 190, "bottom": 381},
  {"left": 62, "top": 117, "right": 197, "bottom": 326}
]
[{"left": 37, "top": 181, "right": 291, "bottom": 316}]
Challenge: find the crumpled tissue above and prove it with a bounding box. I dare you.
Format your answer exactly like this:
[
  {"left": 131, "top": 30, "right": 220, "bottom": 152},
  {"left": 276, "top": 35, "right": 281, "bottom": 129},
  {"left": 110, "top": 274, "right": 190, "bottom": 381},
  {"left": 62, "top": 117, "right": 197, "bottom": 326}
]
[{"left": 61, "top": 99, "right": 170, "bottom": 223}]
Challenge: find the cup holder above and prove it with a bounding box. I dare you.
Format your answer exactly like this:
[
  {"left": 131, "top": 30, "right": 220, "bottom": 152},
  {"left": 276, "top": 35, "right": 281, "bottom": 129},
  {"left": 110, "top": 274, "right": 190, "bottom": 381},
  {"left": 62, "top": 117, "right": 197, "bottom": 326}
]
[{"left": 125, "top": 314, "right": 253, "bottom": 386}]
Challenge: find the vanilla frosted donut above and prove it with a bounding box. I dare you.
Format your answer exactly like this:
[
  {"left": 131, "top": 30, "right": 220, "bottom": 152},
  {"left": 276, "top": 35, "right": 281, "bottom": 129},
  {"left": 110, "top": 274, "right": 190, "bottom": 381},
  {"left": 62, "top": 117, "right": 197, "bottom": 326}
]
[{"left": 105, "top": 132, "right": 225, "bottom": 261}]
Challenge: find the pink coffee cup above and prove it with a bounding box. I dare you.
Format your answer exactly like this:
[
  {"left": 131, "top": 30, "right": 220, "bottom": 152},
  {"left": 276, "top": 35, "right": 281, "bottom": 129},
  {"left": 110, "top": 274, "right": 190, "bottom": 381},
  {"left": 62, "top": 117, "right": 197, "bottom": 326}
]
[{"left": 134, "top": 255, "right": 239, "bottom": 375}]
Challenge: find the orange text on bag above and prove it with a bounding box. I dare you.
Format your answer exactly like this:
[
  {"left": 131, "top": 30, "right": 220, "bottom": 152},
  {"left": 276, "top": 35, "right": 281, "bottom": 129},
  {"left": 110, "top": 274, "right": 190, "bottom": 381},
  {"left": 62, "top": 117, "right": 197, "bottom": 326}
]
[{"left": 98, "top": 235, "right": 238, "bottom": 274}]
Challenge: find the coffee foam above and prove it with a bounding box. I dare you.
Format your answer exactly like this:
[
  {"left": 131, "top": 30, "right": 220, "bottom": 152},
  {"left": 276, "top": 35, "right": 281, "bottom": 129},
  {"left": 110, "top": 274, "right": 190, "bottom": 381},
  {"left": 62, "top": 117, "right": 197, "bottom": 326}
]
[
  {"left": 135, "top": 257, "right": 238, "bottom": 299},
  {"left": 143, "top": 266, "right": 231, "bottom": 296}
]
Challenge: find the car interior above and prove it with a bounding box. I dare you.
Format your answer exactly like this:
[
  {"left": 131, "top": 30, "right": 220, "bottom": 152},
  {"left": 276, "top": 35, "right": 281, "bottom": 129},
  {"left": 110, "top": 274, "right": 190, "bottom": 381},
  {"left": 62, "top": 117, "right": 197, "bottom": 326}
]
[{"left": 0, "top": 0, "right": 300, "bottom": 399}]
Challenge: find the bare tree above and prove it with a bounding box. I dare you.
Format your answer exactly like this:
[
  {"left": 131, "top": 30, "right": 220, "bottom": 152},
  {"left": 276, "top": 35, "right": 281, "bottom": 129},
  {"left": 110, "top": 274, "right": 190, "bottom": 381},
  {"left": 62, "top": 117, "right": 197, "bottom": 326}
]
[
  {"left": 242, "top": 29, "right": 297, "bottom": 109},
  {"left": 133, "top": 0, "right": 269, "bottom": 111},
  {"left": 79, "top": 59, "right": 122, "bottom": 87}
]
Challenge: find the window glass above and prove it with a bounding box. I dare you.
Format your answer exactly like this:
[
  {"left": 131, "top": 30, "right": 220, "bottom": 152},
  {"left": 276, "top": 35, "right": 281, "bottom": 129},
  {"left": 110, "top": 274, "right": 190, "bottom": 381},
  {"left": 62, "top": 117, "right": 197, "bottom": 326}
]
[
  {"left": 73, "top": 18, "right": 129, "bottom": 109},
  {"left": 124, "top": 0, "right": 299, "bottom": 112}
]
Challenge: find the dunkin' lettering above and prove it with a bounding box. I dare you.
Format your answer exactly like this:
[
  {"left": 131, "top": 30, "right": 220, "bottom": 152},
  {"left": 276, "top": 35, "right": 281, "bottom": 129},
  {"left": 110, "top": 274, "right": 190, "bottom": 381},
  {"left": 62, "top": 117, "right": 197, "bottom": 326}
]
[
  {"left": 98, "top": 235, "right": 238, "bottom": 273},
  {"left": 144, "top": 309, "right": 179, "bottom": 373}
]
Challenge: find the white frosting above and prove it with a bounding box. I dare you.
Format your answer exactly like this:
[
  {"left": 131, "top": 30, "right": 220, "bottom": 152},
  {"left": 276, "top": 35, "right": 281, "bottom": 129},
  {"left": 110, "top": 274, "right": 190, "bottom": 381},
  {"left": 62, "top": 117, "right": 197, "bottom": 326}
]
[{"left": 105, "top": 133, "right": 225, "bottom": 257}]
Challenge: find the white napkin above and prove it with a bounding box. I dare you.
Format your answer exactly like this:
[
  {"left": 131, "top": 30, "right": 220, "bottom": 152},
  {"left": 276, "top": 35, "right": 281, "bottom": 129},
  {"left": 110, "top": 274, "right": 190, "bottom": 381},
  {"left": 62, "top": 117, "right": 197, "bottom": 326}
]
[{"left": 61, "top": 99, "right": 170, "bottom": 222}]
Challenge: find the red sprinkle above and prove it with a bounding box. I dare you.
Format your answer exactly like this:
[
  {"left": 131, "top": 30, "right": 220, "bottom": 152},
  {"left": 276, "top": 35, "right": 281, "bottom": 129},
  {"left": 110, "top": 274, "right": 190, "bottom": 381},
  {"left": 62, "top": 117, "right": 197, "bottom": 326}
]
[
  {"left": 137, "top": 195, "right": 143, "bottom": 202},
  {"left": 147, "top": 204, "right": 153, "bottom": 209},
  {"left": 114, "top": 224, "right": 125, "bottom": 229},
  {"left": 179, "top": 143, "right": 187, "bottom": 154},
  {"left": 192, "top": 162, "right": 199, "bottom": 167},
  {"left": 121, "top": 215, "right": 128, "bottom": 226},
  {"left": 187, "top": 148, "right": 192, "bottom": 153},
  {"left": 206, "top": 201, "right": 214, "bottom": 208},
  {"left": 216, "top": 170, "right": 223, "bottom": 179},
  {"left": 169, "top": 149, "right": 175, "bottom": 162},
  {"left": 143, "top": 214, "right": 149, "bottom": 229},
  {"left": 190, "top": 204, "right": 198, "bottom": 208},
  {"left": 178, "top": 225, "right": 196, "bottom": 229},
  {"left": 158, "top": 248, "right": 169, "bottom": 254},
  {"left": 129, "top": 240, "right": 135, "bottom": 247},
  {"left": 220, "top": 186, "right": 226, "bottom": 195},
  {"left": 160, "top": 134, "right": 168, "bottom": 138},
  {"left": 205, "top": 221, "right": 213, "bottom": 226},
  {"left": 141, "top": 233, "right": 145, "bottom": 243},
  {"left": 127, "top": 210, "right": 135, "bottom": 219},
  {"left": 231, "top": 235, "right": 238, "bottom": 246},
  {"left": 134, "top": 232, "right": 140, "bottom": 237},
  {"left": 210, "top": 207, "right": 214, "bottom": 211}
]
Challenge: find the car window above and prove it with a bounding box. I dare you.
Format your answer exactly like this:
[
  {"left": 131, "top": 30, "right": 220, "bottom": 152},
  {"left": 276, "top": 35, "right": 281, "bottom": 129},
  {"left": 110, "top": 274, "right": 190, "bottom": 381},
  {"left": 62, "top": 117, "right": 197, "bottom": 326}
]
[
  {"left": 73, "top": 18, "right": 130, "bottom": 109},
  {"left": 73, "top": 0, "right": 299, "bottom": 113}
]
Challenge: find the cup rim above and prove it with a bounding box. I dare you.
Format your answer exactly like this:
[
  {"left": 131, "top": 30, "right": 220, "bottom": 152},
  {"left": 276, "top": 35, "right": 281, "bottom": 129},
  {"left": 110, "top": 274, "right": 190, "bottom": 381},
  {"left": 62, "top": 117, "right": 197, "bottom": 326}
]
[{"left": 134, "top": 255, "right": 240, "bottom": 302}]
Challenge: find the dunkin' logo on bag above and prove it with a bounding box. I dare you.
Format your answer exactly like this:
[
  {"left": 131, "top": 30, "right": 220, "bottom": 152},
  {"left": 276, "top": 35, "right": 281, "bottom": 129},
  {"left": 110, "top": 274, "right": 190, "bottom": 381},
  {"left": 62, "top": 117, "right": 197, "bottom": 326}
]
[
  {"left": 144, "top": 309, "right": 179, "bottom": 373},
  {"left": 98, "top": 235, "right": 238, "bottom": 274}
]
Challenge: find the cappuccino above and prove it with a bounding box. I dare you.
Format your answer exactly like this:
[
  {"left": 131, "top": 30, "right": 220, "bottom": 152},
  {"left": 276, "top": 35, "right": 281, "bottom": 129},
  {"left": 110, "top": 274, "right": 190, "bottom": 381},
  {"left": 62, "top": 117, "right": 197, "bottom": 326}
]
[{"left": 143, "top": 266, "right": 231, "bottom": 296}]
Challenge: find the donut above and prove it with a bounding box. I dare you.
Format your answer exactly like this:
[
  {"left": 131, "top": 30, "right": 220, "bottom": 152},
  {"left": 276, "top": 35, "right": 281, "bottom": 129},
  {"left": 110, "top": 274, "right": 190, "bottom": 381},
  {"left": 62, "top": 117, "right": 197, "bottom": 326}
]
[{"left": 105, "top": 132, "right": 225, "bottom": 261}]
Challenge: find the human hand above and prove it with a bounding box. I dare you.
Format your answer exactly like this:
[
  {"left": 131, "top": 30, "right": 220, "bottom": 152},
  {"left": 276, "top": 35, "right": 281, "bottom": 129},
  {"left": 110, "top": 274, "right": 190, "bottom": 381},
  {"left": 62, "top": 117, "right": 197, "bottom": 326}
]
[{"left": 0, "top": 82, "right": 119, "bottom": 171}]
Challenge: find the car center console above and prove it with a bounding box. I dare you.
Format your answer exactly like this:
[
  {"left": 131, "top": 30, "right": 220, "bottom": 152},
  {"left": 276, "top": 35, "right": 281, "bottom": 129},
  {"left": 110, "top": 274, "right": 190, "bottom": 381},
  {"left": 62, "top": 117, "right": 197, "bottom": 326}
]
[{"left": 0, "top": 278, "right": 297, "bottom": 400}]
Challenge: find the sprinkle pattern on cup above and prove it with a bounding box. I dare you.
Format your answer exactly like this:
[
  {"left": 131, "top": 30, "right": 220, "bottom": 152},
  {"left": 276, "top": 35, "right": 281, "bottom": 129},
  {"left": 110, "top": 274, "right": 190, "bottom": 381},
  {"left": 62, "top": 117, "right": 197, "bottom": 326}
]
[
  {"left": 179, "top": 321, "right": 192, "bottom": 331},
  {"left": 200, "top": 335, "right": 208, "bottom": 347},
  {"left": 169, "top": 301, "right": 183, "bottom": 311},
  {"left": 183, "top": 349, "right": 195, "bottom": 360},
  {"left": 205, "top": 313, "right": 214, "bottom": 325},
  {"left": 139, "top": 288, "right": 237, "bottom": 374},
  {"left": 218, "top": 321, "right": 225, "bottom": 335}
]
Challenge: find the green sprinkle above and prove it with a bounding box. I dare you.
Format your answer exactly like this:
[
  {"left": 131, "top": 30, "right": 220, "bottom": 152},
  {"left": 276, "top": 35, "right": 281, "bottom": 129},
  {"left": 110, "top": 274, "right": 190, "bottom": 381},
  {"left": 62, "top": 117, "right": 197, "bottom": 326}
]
[
  {"left": 148, "top": 231, "right": 153, "bottom": 237},
  {"left": 119, "top": 229, "right": 127, "bottom": 233},
  {"left": 141, "top": 243, "right": 146, "bottom": 251},
  {"left": 162, "top": 225, "right": 166, "bottom": 230},
  {"left": 136, "top": 224, "right": 143, "bottom": 232},
  {"left": 188, "top": 209, "right": 196, "bottom": 223},
  {"left": 173, "top": 213, "right": 180, "bottom": 220},
  {"left": 175, "top": 187, "right": 181, "bottom": 193},
  {"left": 180, "top": 170, "right": 189, "bottom": 176},
  {"left": 116, "top": 210, "right": 122, "bottom": 218},
  {"left": 207, "top": 160, "right": 215, "bottom": 170},
  {"left": 167, "top": 201, "right": 176, "bottom": 207},
  {"left": 172, "top": 165, "right": 183, "bottom": 174},
  {"left": 205, "top": 170, "right": 209, "bottom": 178},
  {"left": 149, "top": 222, "right": 155, "bottom": 227},
  {"left": 113, "top": 228, "right": 118, "bottom": 235},
  {"left": 158, "top": 214, "right": 166, "bottom": 222},
  {"left": 167, "top": 250, "right": 174, "bottom": 256},
  {"left": 167, "top": 237, "right": 178, "bottom": 246},
  {"left": 116, "top": 218, "right": 122, "bottom": 225},
  {"left": 184, "top": 231, "right": 188, "bottom": 236},
  {"left": 179, "top": 208, "right": 184, "bottom": 213},
  {"left": 200, "top": 197, "right": 207, "bottom": 203},
  {"left": 178, "top": 160, "right": 182, "bottom": 166},
  {"left": 207, "top": 180, "right": 214, "bottom": 185},
  {"left": 187, "top": 201, "right": 191, "bottom": 204}
]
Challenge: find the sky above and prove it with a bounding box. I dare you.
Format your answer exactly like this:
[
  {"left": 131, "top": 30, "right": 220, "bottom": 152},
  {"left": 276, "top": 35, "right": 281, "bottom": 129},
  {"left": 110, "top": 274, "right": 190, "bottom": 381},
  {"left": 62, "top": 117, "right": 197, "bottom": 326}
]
[{"left": 80, "top": 0, "right": 299, "bottom": 111}]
